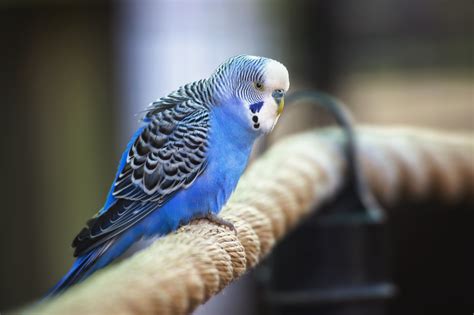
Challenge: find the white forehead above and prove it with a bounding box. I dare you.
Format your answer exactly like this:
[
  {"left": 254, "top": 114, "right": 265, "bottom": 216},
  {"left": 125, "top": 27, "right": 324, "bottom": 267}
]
[{"left": 263, "top": 59, "right": 290, "bottom": 91}]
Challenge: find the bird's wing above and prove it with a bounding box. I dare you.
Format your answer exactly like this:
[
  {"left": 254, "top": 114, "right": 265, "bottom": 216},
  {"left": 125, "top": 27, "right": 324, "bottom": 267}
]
[{"left": 72, "top": 100, "right": 210, "bottom": 256}]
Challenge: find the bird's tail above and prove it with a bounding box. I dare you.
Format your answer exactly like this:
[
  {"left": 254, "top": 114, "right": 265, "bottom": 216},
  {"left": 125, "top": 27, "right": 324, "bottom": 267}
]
[{"left": 45, "top": 239, "right": 116, "bottom": 297}]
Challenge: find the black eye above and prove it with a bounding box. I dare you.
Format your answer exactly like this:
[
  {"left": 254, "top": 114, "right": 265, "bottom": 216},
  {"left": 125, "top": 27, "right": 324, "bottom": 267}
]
[{"left": 254, "top": 82, "right": 264, "bottom": 91}]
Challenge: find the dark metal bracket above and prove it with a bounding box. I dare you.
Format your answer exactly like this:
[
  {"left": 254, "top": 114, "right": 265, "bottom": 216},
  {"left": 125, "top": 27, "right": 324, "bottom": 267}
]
[{"left": 285, "top": 90, "right": 386, "bottom": 223}]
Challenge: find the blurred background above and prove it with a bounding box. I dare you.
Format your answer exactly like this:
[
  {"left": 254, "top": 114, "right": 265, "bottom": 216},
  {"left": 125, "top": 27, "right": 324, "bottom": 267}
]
[{"left": 0, "top": 0, "right": 472, "bottom": 314}]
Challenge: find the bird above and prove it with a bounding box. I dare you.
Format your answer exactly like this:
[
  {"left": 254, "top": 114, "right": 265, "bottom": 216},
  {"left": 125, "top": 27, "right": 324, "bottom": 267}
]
[{"left": 47, "top": 55, "right": 290, "bottom": 296}]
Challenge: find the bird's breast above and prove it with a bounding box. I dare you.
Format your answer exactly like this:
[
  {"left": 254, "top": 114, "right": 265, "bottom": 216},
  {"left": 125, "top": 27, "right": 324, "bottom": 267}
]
[{"left": 203, "top": 140, "right": 252, "bottom": 212}]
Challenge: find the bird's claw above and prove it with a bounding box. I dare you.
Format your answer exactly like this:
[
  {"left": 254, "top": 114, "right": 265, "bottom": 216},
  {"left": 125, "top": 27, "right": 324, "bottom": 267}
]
[{"left": 205, "top": 213, "right": 237, "bottom": 235}]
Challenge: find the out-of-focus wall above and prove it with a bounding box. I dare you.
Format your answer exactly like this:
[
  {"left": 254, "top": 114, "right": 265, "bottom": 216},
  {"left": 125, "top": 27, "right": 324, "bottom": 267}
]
[
  {"left": 0, "top": 2, "right": 117, "bottom": 310},
  {"left": 341, "top": 71, "right": 473, "bottom": 129},
  {"left": 272, "top": 0, "right": 473, "bottom": 140}
]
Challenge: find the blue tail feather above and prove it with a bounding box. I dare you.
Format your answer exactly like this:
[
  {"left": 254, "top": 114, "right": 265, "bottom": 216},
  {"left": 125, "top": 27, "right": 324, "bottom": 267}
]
[
  {"left": 45, "top": 239, "right": 116, "bottom": 297},
  {"left": 46, "top": 252, "right": 94, "bottom": 297},
  {"left": 46, "top": 227, "right": 142, "bottom": 297}
]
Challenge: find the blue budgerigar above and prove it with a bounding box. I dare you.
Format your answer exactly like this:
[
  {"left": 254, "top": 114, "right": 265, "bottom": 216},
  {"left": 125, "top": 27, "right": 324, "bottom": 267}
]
[{"left": 48, "top": 55, "right": 289, "bottom": 296}]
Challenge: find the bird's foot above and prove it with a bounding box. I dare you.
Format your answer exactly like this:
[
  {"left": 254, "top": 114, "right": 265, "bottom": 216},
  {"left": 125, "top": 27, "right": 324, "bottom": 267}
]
[{"left": 205, "top": 213, "right": 237, "bottom": 234}]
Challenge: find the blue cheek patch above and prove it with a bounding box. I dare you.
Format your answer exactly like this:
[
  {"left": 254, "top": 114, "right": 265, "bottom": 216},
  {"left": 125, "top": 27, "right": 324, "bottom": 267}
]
[{"left": 249, "top": 101, "right": 264, "bottom": 113}]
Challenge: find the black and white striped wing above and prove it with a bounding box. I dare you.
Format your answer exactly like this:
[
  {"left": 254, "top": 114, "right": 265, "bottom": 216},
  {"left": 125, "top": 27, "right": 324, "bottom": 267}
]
[
  {"left": 72, "top": 102, "right": 210, "bottom": 256},
  {"left": 114, "top": 105, "right": 210, "bottom": 203}
]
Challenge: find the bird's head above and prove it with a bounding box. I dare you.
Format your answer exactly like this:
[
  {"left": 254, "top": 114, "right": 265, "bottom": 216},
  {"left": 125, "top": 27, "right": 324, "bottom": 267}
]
[{"left": 210, "top": 55, "right": 290, "bottom": 134}]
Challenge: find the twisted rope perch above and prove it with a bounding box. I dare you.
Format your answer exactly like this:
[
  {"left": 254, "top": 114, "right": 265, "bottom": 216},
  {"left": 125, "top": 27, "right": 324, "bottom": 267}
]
[{"left": 27, "top": 126, "right": 473, "bottom": 315}]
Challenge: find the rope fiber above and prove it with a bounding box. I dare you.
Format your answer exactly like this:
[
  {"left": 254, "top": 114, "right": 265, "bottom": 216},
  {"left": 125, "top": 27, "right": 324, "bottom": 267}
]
[{"left": 26, "top": 126, "right": 473, "bottom": 315}]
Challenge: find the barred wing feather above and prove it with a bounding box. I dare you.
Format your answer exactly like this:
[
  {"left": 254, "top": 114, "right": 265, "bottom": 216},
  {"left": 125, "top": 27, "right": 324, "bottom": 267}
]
[{"left": 72, "top": 99, "right": 210, "bottom": 256}]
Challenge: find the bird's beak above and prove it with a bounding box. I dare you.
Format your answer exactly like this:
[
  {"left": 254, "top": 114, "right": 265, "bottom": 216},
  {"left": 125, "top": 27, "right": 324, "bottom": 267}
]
[{"left": 272, "top": 90, "right": 285, "bottom": 115}]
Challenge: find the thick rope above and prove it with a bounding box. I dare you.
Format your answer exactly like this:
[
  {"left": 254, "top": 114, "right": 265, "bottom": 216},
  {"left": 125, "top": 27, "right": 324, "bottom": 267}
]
[{"left": 25, "top": 126, "right": 473, "bottom": 315}]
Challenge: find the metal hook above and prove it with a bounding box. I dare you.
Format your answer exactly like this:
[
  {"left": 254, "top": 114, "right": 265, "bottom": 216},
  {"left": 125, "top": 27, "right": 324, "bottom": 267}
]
[{"left": 285, "top": 90, "right": 386, "bottom": 222}]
